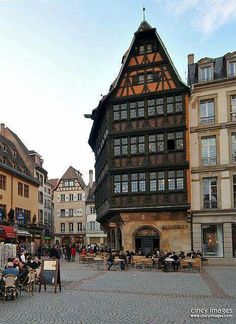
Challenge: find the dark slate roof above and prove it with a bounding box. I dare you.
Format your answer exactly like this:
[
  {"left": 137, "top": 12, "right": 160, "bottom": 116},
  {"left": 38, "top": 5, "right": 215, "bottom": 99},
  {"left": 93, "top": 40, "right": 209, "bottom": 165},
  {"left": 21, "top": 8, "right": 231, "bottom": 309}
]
[
  {"left": 85, "top": 183, "right": 95, "bottom": 203},
  {"left": 0, "top": 162, "right": 39, "bottom": 186},
  {"left": 188, "top": 55, "right": 228, "bottom": 86},
  {"left": 60, "top": 166, "right": 86, "bottom": 189},
  {"left": 0, "top": 134, "right": 31, "bottom": 177}
]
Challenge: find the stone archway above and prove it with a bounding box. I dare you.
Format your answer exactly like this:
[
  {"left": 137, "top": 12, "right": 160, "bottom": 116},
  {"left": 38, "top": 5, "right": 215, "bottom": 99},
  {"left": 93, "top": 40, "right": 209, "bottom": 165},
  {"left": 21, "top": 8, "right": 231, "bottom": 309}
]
[{"left": 134, "top": 226, "right": 160, "bottom": 256}]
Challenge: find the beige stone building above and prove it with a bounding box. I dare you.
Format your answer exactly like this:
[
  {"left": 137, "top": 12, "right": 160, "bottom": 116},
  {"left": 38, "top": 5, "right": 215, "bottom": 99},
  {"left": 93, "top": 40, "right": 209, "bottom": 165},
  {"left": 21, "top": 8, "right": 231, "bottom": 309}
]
[
  {"left": 85, "top": 170, "right": 106, "bottom": 246},
  {"left": 188, "top": 52, "right": 236, "bottom": 264},
  {"left": 53, "top": 166, "right": 86, "bottom": 244}
]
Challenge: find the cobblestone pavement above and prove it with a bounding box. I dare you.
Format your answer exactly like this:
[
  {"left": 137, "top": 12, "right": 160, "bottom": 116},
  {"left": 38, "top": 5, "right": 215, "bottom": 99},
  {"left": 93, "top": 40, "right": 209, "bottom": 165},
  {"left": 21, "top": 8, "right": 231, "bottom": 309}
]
[{"left": 0, "top": 259, "right": 235, "bottom": 324}]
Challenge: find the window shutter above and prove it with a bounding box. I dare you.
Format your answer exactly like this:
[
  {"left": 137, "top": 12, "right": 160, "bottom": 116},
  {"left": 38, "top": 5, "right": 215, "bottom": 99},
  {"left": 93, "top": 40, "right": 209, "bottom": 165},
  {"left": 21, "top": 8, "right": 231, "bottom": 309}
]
[
  {"left": 65, "top": 209, "right": 69, "bottom": 217},
  {"left": 65, "top": 194, "right": 69, "bottom": 201},
  {"left": 82, "top": 193, "right": 85, "bottom": 201},
  {"left": 57, "top": 195, "right": 60, "bottom": 201},
  {"left": 73, "top": 194, "right": 77, "bottom": 201}
]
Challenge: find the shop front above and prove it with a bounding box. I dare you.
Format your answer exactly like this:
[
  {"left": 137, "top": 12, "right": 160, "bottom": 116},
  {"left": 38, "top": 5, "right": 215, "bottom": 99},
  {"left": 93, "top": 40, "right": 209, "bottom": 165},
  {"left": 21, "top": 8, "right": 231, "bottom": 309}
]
[
  {"left": 192, "top": 213, "right": 236, "bottom": 265},
  {"left": 0, "top": 225, "right": 16, "bottom": 243},
  {"left": 106, "top": 211, "right": 191, "bottom": 254}
]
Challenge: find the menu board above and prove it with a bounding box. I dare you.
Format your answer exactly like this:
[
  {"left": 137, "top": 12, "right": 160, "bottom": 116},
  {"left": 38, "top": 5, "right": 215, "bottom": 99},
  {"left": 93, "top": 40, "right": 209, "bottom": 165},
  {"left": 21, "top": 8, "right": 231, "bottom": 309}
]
[{"left": 39, "top": 259, "right": 61, "bottom": 293}]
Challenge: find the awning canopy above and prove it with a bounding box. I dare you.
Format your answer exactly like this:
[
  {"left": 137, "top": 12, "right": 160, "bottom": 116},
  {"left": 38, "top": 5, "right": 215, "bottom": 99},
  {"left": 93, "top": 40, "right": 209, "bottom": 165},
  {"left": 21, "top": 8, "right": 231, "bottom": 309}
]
[
  {"left": 17, "top": 229, "right": 31, "bottom": 237},
  {"left": 0, "top": 226, "right": 16, "bottom": 239}
]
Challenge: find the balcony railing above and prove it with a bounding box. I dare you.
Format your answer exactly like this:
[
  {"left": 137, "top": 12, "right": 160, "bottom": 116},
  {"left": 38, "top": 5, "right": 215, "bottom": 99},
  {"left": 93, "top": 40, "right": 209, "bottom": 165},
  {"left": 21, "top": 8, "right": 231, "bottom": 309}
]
[
  {"left": 202, "top": 156, "right": 216, "bottom": 166},
  {"left": 204, "top": 200, "right": 218, "bottom": 209}
]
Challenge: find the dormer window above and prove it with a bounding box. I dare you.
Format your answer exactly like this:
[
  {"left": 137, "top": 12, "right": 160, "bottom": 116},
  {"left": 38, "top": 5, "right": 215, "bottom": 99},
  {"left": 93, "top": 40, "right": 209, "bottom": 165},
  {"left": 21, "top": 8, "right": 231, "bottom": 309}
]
[
  {"left": 228, "top": 61, "right": 236, "bottom": 77},
  {"left": 13, "top": 151, "right": 17, "bottom": 158},
  {"left": 3, "top": 145, "right": 6, "bottom": 152},
  {"left": 199, "top": 66, "right": 212, "bottom": 82}
]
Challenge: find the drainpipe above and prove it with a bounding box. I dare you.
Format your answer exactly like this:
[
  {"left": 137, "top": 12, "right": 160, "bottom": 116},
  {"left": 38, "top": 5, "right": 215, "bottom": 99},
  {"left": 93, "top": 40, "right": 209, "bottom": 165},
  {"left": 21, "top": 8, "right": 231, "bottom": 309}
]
[
  {"left": 11, "top": 174, "right": 14, "bottom": 209},
  {"left": 190, "top": 212, "right": 193, "bottom": 251}
]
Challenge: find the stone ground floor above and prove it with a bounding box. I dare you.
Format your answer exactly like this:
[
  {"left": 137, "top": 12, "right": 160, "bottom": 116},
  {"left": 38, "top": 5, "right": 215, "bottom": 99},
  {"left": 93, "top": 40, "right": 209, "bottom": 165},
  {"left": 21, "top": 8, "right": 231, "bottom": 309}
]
[{"left": 0, "top": 258, "right": 235, "bottom": 323}]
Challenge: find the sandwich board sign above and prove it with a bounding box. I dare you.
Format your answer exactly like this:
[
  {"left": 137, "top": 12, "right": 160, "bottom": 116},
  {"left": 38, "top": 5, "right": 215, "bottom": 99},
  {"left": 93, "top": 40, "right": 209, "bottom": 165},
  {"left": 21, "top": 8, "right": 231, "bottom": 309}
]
[{"left": 39, "top": 259, "right": 61, "bottom": 293}]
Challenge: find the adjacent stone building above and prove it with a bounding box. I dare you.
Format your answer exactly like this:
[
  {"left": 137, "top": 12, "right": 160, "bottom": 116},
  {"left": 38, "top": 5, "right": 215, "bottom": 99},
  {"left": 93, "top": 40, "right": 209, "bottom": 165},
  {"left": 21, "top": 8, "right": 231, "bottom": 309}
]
[
  {"left": 188, "top": 52, "right": 236, "bottom": 264},
  {"left": 0, "top": 123, "right": 40, "bottom": 242},
  {"left": 85, "top": 170, "right": 107, "bottom": 246},
  {"left": 87, "top": 21, "right": 191, "bottom": 254},
  {"left": 53, "top": 166, "right": 86, "bottom": 244}
]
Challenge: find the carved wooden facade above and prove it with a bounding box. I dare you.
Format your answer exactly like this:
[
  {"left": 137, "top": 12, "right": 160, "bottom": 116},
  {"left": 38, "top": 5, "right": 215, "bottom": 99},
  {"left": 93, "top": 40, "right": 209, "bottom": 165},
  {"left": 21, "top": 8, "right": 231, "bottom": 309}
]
[{"left": 88, "top": 21, "right": 190, "bottom": 225}]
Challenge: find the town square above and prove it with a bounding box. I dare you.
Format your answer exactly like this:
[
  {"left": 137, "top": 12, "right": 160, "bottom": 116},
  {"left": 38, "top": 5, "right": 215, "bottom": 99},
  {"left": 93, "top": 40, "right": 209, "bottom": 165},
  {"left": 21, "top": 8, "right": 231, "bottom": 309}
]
[{"left": 0, "top": 0, "right": 236, "bottom": 323}]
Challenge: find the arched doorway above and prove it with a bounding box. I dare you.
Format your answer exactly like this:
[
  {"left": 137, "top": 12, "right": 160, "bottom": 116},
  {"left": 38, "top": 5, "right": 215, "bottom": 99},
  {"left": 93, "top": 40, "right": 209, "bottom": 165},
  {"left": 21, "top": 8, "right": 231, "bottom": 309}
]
[{"left": 134, "top": 227, "right": 160, "bottom": 256}]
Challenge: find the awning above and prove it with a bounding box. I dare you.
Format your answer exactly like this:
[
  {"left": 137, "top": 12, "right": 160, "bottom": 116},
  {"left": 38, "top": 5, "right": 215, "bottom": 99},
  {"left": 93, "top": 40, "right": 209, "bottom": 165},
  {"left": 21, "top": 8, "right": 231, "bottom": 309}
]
[
  {"left": 0, "top": 226, "right": 16, "bottom": 239},
  {"left": 17, "top": 229, "right": 31, "bottom": 237}
]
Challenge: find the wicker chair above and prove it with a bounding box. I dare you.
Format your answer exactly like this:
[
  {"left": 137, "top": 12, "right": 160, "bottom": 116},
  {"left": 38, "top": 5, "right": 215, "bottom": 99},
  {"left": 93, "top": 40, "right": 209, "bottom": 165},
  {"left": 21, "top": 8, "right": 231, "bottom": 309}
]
[
  {"left": 2, "top": 274, "right": 18, "bottom": 302},
  {"left": 25, "top": 270, "right": 36, "bottom": 295}
]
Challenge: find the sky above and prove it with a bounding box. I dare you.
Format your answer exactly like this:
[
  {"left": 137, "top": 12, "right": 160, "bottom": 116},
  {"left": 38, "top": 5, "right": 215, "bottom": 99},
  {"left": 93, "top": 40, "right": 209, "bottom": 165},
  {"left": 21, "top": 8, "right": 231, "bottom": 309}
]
[{"left": 1, "top": 0, "right": 236, "bottom": 183}]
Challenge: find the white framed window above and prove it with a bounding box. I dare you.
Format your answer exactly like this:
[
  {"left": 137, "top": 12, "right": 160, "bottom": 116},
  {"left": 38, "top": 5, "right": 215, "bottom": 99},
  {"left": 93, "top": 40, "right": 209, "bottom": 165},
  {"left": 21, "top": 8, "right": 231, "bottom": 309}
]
[
  {"left": 228, "top": 61, "right": 236, "bottom": 77},
  {"left": 230, "top": 95, "right": 236, "bottom": 121},
  {"left": 199, "top": 66, "right": 212, "bottom": 82},
  {"left": 203, "top": 177, "right": 217, "bottom": 209},
  {"left": 200, "top": 100, "right": 215, "bottom": 125},
  {"left": 231, "top": 133, "right": 236, "bottom": 162},
  {"left": 201, "top": 137, "right": 216, "bottom": 166}
]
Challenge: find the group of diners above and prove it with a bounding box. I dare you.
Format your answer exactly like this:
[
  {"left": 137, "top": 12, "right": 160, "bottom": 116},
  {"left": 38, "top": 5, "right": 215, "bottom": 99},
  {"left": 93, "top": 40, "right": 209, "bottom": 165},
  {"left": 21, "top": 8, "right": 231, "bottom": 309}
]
[
  {"left": 100, "top": 249, "right": 207, "bottom": 272},
  {"left": 0, "top": 251, "right": 41, "bottom": 294}
]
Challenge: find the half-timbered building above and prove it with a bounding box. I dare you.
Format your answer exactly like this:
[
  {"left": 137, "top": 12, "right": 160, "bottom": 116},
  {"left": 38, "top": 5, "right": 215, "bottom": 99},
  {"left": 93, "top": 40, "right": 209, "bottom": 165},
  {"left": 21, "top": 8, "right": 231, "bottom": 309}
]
[{"left": 88, "top": 21, "right": 191, "bottom": 254}]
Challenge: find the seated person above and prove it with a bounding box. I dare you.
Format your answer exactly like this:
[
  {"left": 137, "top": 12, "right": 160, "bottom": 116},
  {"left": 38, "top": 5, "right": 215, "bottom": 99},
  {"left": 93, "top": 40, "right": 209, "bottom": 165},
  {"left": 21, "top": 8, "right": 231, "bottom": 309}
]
[
  {"left": 29, "top": 256, "right": 41, "bottom": 269},
  {"left": 107, "top": 253, "right": 114, "bottom": 271},
  {"left": 178, "top": 251, "right": 186, "bottom": 259},
  {"left": 3, "top": 262, "right": 19, "bottom": 277},
  {"left": 170, "top": 252, "right": 180, "bottom": 271},
  {"left": 119, "top": 252, "right": 126, "bottom": 270},
  {"left": 13, "top": 258, "right": 28, "bottom": 284},
  {"left": 0, "top": 262, "right": 19, "bottom": 291}
]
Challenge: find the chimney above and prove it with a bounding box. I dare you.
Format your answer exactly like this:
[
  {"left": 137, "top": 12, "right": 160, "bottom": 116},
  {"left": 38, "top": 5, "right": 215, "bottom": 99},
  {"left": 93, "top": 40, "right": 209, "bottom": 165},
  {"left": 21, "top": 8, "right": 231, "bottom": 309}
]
[
  {"left": 89, "top": 170, "right": 93, "bottom": 188},
  {"left": 0, "top": 123, "right": 5, "bottom": 132},
  {"left": 188, "top": 54, "right": 194, "bottom": 65}
]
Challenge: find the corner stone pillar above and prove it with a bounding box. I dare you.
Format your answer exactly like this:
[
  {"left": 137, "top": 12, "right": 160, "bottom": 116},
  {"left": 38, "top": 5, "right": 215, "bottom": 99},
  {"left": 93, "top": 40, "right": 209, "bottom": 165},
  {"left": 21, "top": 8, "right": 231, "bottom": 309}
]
[{"left": 223, "top": 223, "right": 233, "bottom": 258}]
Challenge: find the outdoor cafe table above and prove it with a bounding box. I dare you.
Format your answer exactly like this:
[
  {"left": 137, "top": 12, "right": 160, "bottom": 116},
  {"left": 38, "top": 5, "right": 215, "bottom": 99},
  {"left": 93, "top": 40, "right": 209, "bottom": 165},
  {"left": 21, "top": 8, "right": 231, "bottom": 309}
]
[
  {"left": 93, "top": 257, "right": 105, "bottom": 270},
  {"left": 83, "top": 256, "right": 94, "bottom": 266}
]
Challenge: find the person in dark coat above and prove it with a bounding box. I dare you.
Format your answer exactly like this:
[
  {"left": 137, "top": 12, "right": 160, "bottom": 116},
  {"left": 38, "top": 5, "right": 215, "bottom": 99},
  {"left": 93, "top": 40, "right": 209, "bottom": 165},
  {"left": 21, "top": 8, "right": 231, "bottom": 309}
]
[
  {"left": 66, "top": 244, "right": 71, "bottom": 262},
  {"left": 50, "top": 245, "right": 60, "bottom": 259}
]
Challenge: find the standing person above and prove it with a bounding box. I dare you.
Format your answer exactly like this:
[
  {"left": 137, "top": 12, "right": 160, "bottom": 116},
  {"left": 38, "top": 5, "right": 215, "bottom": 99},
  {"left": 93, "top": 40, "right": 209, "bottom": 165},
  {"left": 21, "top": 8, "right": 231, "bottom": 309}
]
[
  {"left": 66, "top": 244, "right": 71, "bottom": 262},
  {"left": 50, "top": 245, "right": 60, "bottom": 259},
  {"left": 37, "top": 245, "right": 42, "bottom": 259},
  {"left": 71, "top": 245, "right": 76, "bottom": 262},
  {"left": 107, "top": 253, "right": 114, "bottom": 271}
]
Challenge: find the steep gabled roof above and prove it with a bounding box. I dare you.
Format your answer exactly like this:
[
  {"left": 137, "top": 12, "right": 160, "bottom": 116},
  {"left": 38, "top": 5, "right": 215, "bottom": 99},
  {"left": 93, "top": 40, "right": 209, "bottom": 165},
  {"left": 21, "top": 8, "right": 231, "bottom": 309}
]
[
  {"left": 59, "top": 166, "right": 86, "bottom": 189},
  {"left": 88, "top": 20, "right": 188, "bottom": 147}
]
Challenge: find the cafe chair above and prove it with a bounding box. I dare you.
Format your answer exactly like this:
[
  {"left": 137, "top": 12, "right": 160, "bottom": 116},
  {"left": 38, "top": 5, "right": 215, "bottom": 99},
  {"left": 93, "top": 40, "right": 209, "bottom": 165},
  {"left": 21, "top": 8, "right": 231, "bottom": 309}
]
[
  {"left": 2, "top": 274, "right": 18, "bottom": 302},
  {"left": 180, "top": 259, "right": 189, "bottom": 272},
  {"left": 192, "top": 258, "right": 201, "bottom": 272},
  {"left": 25, "top": 270, "right": 37, "bottom": 295}
]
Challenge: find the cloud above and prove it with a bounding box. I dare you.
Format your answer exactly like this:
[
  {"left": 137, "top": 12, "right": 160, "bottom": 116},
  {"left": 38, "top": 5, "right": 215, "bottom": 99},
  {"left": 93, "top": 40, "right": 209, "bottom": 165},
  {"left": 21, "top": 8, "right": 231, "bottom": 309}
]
[{"left": 162, "top": 0, "right": 236, "bottom": 36}]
